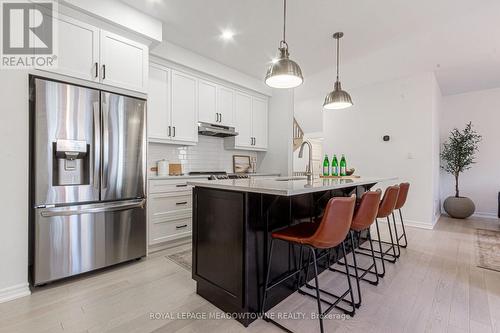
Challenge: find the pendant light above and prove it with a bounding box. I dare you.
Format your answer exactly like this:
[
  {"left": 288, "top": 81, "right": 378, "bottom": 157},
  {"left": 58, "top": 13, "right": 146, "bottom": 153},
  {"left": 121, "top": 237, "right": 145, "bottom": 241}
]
[
  {"left": 323, "top": 32, "right": 353, "bottom": 109},
  {"left": 265, "top": 0, "right": 303, "bottom": 89}
]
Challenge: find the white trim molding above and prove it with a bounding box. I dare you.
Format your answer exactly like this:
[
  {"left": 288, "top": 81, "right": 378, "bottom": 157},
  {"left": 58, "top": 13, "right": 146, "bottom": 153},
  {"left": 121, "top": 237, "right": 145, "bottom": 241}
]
[
  {"left": 472, "top": 211, "right": 499, "bottom": 220},
  {"left": 0, "top": 283, "right": 31, "bottom": 304},
  {"left": 375, "top": 217, "right": 436, "bottom": 230}
]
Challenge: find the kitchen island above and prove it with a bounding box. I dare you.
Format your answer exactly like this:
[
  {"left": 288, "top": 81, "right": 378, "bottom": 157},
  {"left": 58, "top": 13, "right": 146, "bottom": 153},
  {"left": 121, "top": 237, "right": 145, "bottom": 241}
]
[{"left": 188, "top": 176, "right": 395, "bottom": 326}]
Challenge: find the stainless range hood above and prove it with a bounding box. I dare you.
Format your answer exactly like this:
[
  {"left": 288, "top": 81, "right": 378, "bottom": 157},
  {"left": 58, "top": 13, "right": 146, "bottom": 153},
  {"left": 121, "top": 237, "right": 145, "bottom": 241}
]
[{"left": 198, "top": 122, "right": 238, "bottom": 137}]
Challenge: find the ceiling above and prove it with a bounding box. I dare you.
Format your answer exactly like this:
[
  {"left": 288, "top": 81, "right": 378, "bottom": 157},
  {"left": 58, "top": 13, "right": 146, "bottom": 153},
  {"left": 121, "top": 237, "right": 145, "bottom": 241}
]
[{"left": 122, "top": 0, "right": 500, "bottom": 96}]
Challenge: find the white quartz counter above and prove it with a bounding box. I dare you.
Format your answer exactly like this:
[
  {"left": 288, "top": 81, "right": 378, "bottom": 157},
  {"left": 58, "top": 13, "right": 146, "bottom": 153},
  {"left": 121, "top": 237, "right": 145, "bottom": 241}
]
[
  {"left": 148, "top": 172, "right": 280, "bottom": 181},
  {"left": 188, "top": 176, "right": 397, "bottom": 196}
]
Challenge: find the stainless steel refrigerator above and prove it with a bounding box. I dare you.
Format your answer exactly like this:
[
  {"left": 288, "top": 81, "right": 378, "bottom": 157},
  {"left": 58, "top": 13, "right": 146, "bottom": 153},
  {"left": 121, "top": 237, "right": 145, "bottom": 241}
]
[{"left": 29, "top": 77, "right": 147, "bottom": 286}]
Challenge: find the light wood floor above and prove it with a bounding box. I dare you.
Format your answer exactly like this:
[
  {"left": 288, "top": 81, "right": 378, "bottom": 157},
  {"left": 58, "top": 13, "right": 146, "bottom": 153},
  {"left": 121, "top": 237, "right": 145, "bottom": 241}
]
[{"left": 1, "top": 216, "right": 500, "bottom": 333}]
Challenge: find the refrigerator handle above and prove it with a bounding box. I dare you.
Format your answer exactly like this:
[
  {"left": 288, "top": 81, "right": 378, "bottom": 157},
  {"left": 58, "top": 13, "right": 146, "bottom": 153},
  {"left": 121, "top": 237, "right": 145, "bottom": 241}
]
[
  {"left": 102, "top": 101, "right": 109, "bottom": 190},
  {"left": 93, "top": 102, "right": 100, "bottom": 190},
  {"left": 39, "top": 199, "right": 145, "bottom": 217}
]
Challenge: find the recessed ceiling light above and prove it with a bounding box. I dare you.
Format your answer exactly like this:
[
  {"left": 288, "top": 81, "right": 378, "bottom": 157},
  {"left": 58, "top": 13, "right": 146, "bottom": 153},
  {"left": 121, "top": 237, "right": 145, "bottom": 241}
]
[{"left": 220, "top": 30, "right": 235, "bottom": 41}]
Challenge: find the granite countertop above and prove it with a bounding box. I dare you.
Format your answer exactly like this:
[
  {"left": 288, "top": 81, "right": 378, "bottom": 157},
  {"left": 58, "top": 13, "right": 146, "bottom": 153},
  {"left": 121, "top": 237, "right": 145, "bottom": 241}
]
[{"left": 187, "top": 176, "right": 397, "bottom": 196}]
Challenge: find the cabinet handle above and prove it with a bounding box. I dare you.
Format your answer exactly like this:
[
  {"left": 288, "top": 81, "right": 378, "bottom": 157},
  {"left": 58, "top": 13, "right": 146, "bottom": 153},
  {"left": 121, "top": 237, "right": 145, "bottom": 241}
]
[
  {"left": 95, "top": 62, "right": 98, "bottom": 78},
  {"left": 168, "top": 126, "right": 171, "bottom": 137},
  {"left": 176, "top": 201, "right": 188, "bottom": 205},
  {"left": 254, "top": 137, "right": 256, "bottom": 146},
  {"left": 102, "top": 64, "right": 106, "bottom": 80},
  {"left": 219, "top": 113, "right": 222, "bottom": 123},
  {"left": 175, "top": 184, "right": 188, "bottom": 188},
  {"left": 176, "top": 224, "right": 188, "bottom": 229},
  {"left": 173, "top": 126, "right": 176, "bottom": 137}
]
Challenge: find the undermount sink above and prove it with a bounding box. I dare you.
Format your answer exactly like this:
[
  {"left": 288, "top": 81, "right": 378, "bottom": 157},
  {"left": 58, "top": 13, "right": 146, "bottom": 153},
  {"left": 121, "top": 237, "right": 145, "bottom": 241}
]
[{"left": 274, "top": 176, "right": 308, "bottom": 181}]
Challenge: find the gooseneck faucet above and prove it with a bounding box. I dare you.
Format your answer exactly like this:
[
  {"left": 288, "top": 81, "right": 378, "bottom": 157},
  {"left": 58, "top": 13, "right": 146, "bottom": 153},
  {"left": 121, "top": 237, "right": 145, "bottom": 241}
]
[{"left": 298, "top": 140, "right": 313, "bottom": 182}]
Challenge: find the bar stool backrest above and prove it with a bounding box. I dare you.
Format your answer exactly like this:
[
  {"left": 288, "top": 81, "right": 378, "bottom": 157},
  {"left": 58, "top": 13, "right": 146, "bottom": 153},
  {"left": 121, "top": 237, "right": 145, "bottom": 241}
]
[
  {"left": 394, "top": 182, "right": 410, "bottom": 210},
  {"left": 304, "top": 195, "right": 356, "bottom": 249},
  {"left": 377, "top": 185, "right": 400, "bottom": 218},
  {"left": 350, "top": 190, "right": 383, "bottom": 232}
]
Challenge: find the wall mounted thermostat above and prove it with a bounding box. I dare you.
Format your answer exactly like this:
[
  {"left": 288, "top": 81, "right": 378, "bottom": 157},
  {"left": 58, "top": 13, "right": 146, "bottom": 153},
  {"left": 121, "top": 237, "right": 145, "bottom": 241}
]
[{"left": 383, "top": 135, "right": 390, "bottom": 142}]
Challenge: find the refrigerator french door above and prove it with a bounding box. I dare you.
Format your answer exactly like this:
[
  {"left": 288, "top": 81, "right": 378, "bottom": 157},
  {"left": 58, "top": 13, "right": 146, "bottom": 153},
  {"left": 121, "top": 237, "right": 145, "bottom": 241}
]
[{"left": 30, "top": 77, "right": 147, "bottom": 286}]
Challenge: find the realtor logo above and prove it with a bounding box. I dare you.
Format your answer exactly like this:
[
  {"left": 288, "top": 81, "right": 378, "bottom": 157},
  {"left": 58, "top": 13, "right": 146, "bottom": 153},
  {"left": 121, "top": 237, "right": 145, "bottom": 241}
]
[{"left": 1, "top": 0, "right": 57, "bottom": 68}]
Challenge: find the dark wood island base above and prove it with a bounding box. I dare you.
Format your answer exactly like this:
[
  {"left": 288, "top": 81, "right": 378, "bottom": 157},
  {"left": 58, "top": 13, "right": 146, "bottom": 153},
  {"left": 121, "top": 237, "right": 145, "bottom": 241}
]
[{"left": 191, "top": 182, "right": 379, "bottom": 327}]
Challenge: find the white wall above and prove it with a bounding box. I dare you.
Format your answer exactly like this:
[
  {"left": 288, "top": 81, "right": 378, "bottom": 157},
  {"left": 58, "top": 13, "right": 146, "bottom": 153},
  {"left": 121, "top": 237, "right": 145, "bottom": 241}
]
[
  {"left": 151, "top": 41, "right": 271, "bottom": 97},
  {"left": 322, "top": 72, "right": 440, "bottom": 228},
  {"left": 0, "top": 71, "right": 31, "bottom": 302},
  {"left": 258, "top": 89, "right": 294, "bottom": 176},
  {"left": 440, "top": 87, "right": 500, "bottom": 218}
]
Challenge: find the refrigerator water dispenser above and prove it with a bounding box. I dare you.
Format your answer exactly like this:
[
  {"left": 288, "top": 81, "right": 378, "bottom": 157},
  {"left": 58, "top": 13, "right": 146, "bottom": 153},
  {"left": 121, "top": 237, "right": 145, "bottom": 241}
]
[{"left": 53, "top": 139, "right": 90, "bottom": 186}]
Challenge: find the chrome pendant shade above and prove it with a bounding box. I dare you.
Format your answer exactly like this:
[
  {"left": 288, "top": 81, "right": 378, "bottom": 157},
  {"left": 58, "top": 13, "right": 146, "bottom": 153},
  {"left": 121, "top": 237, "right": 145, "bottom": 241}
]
[
  {"left": 265, "top": 0, "right": 303, "bottom": 89},
  {"left": 323, "top": 32, "right": 353, "bottom": 109}
]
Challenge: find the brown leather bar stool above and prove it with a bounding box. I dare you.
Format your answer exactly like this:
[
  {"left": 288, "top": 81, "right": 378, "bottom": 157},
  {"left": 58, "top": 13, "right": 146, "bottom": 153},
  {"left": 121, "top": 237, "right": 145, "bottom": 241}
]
[
  {"left": 356, "top": 185, "right": 400, "bottom": 277},
  {"left": 261, "top": 195, "right": 357, "bottom": 333},
  {"left": 377, "top": 182, "right": 411, "bottom": 256},
  {"left": 330, "top": 190, "right": 382, "bottom": 308}
]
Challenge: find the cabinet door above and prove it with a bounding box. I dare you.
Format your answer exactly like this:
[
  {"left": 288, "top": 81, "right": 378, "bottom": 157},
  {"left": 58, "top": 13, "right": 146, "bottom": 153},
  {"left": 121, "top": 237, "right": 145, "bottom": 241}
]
[
  {"left": 233, "top": 92, "right": 253, "bottom": 148},
  {"left": 198, "top": 80, "right": 217, "bottom": 124},
  {"left": 252, "top": 97, "right": 268, "bottom": 149},
  {"left": 171, "top": 70, "right": 198, "bottom": 143},
  {"left": 100, "top": 30, "right": 148, "bottom": 92},
  {"left": 217, "top": 86, "right": 234, "bottom": 126},
  {"left": 148, "top": 64, "right": 171, "bottom": 141},
  {"left": 43, "top": 14, "right": 99, "bottom": 81}
]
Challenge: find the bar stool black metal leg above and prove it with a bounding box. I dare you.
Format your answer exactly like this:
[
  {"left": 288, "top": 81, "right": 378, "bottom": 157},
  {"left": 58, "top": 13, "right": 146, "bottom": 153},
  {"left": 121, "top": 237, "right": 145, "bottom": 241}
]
[
  {"left": 348, "top": 231, "right": 362, "bottom": 308},
  {"left": 367, "top": 230, "right": 379, "bottom": 285},
  {"left": 261, "top": 238, "right": 275, "bottom": 316},
  {"left": 374, "top": 220, "right": 386, "bottom": 277},
  {"left": 386, "top": 216, "right": 399, "bottom": 259},
  {"left": 391, "top": 213, "right": 401, "bottom": 257},
  {"left": 342, "top": 240, "right": 357, "bottom": 312},
  {"left": 399, "top": 209, "right": 408, "bottom": 248},
  {"left": 295, "top": 245, "right": 304, "bottom": 291},
  {"left": 308, "top": 246, "right": 325, "bottom": 333}
]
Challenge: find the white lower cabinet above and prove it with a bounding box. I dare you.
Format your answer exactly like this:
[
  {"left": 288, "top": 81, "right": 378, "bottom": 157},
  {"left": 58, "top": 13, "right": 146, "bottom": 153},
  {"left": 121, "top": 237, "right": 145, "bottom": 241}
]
[{"left": 148, "top": 178, "right": 201, "bottom": 246}]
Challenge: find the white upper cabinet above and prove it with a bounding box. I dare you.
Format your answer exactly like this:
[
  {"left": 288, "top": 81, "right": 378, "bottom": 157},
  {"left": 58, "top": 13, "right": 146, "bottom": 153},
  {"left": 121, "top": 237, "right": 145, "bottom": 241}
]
[
  {"left": 233, "top": 92, "right": 253, "bottom": 148},
  {"left": 100, "top": 30, "right": 148, "bottom": 92},
  {"left": 148, "top": 65, "right": 198, "bottom": 145},
  {"left": 226, "top": 93, "right": 269, "bottom": 151},
  {"left": 217, "top": 86, "right": 234, "bottom": 126},
  {"left": 40, "top": 14, "right": 148, "bottom": 93},
  {"left": 148, "top": 64, "right": 171, "bottom": 141},
  {"left": 198, "top": 80, "right": 217, "bottom": 124},
  {"left": 198, "top": 82, "right": 234, "bottom": 126},
  {"left": 148, "top": 62, "right": 267, "bottom": 149},
  {"left": 171, "top": 70, "right": 198, "bottom": 143},
  {"left": 50, "top": 15, "right": 99, "bottom": 82},
  {"left": 251, "top": 97, "right": 268, "bottom": 149}
]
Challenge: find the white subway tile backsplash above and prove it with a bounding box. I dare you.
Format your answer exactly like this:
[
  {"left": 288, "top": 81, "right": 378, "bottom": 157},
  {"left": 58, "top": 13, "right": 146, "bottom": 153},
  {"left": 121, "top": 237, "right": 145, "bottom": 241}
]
[{"left": 148, "top": 136, "right": 257, "bottom": 176}]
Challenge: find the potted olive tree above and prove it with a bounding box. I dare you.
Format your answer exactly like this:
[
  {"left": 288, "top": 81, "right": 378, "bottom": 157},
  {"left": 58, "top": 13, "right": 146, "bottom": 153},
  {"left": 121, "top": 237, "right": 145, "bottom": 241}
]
[{"left": 441, "top": 122, "right": 482, "bottom": 219}]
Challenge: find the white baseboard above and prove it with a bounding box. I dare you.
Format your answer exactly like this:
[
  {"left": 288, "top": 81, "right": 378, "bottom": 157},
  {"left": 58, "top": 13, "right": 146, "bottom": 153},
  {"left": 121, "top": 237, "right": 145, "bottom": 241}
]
[
  {"left": 472, "top": 212, "right": 499, "bottom": 220},
  {"left": 404, "top": 219, "right": 436, "bottom": 230},
  {"left": 0, "top": 283, "right": 31, "bottom": 304},
  {"left": 376, "top": 217, "right": 435, "bottom": 230}
]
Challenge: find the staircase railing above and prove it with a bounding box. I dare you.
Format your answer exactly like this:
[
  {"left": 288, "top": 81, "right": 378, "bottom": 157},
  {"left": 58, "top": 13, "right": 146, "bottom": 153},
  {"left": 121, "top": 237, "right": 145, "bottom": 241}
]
[{"left": 293, "top": 118, "right": 304, "bottom": 151}]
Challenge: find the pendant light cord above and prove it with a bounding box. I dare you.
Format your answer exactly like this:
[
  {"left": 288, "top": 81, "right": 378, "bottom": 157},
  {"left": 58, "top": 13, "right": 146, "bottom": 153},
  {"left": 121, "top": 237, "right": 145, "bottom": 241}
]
[
  {"left": 336, "top": 36, "right": 340, "bottom": 81},
  {"left": 281, "top": 0, "right": 287, "bottom": 49}
]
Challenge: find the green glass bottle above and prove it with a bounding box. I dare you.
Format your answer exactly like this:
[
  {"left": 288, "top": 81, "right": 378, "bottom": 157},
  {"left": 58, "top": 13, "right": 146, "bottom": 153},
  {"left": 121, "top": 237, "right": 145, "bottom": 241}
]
[
  {"left": 340, "top": 154, "right": 347, "bottom": 176},
  {"left": 322, "top": 154, "right": 330, "bottom": 176},
  {"left": 331, "top": 155, "right": 339, "bottom": 176}
]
